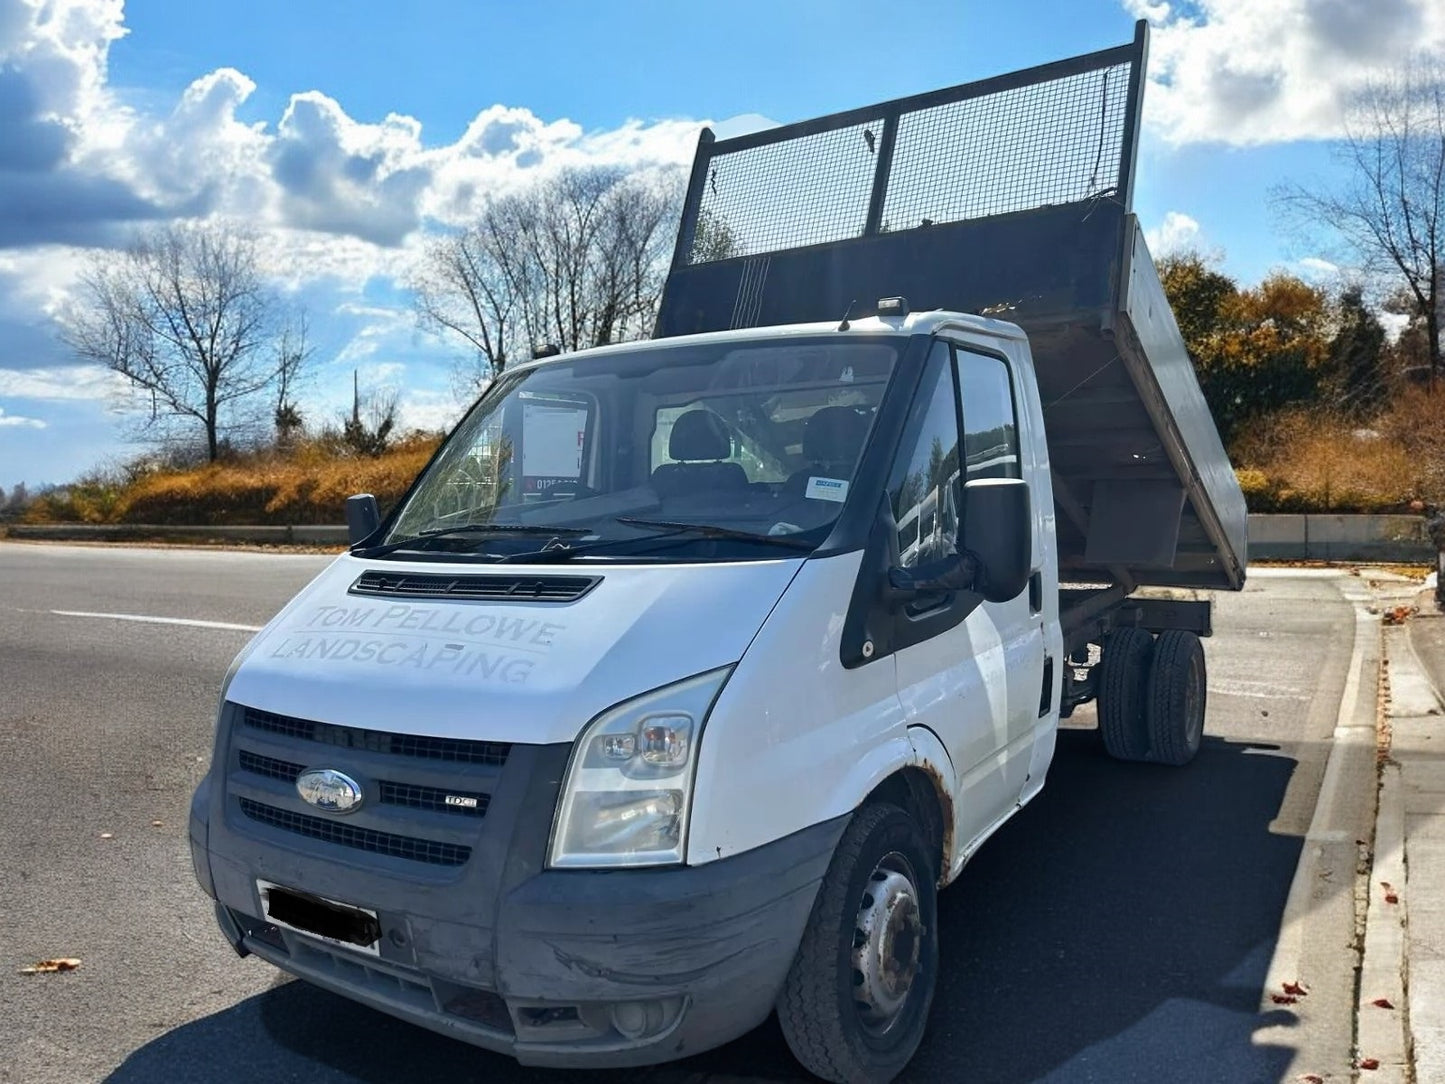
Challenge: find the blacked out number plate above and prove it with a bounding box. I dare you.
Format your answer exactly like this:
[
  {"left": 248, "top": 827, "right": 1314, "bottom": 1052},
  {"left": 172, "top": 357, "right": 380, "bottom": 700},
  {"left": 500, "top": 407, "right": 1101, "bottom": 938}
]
[{"left": 257, "top": 880, "right": 381, "bottom": 956}]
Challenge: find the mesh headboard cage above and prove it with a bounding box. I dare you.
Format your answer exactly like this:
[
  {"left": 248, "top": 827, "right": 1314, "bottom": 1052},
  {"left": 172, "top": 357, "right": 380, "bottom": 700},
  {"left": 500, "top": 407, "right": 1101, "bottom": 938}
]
[{"left": 669, "top": 21, "right": 1149, "bottom": 272}]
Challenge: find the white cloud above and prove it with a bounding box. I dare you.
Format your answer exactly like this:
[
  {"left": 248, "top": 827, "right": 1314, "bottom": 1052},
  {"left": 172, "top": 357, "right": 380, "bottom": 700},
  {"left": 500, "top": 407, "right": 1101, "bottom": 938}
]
[
  {"left": 1144, "top": 210, "right": 1201, "bottom": 254},
  {"left": 0, "top": 363, "right": 129, "bottom": 401},
  {"left": 1292, "top": 256, "right": 1343, "bottom": 283},
  {"left": 1125, "top": 0, "right": 1445, "bottom": 145},
  {"left": 1380, "top": 311, "right": 1411, "bottom": 342},
  {"left": 396, "top": 388, "right": 464, "bottom": 434},
  {"left": 0, "top": 405, "right": 45, "bottom": 427},
  {"left": 711, "top": 113, "right": 780, "bottom": 140}
]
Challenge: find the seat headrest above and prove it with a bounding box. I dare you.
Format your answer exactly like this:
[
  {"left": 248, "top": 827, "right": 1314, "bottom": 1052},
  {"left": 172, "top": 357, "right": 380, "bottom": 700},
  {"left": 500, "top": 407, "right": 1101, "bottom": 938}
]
[
  {"left": 669, "top": 409, "right": 732, "bottom": 461},
  {"left": 803, "top": 406, "right": 870, "bottom": 465}
]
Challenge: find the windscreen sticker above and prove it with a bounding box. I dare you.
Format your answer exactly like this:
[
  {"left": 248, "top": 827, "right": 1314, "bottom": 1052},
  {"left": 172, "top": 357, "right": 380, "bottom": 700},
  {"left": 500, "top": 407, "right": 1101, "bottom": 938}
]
[{"left": 806, "top": 477, "right": 849, "bottom": 503}]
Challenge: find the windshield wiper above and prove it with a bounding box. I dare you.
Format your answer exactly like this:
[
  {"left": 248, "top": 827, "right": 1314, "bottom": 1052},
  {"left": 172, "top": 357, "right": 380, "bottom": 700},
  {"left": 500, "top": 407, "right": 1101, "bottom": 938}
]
[
  {"left": 484, "top": 517, "right": 816, "bottom": 564},
  {"left": 613, "top": 516, "right": 816, "bottom": 550},
  {"left": 354, "top": 522, "right": 590, "bottom": 559}
]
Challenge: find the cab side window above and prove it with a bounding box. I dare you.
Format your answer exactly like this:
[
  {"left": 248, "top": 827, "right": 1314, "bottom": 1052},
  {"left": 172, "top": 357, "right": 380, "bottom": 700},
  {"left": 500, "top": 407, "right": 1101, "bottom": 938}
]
[
  {"left": 955, "top": 351, "right": 1020, "bottom": 481},
  {"left": 886, "top": 343, "right": 961, "bottom": 569}
]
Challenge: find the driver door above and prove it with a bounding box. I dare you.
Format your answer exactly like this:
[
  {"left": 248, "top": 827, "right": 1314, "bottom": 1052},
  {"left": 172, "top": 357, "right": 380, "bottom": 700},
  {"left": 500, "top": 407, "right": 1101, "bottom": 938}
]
[{"left": 887, "top": 340, "right": 1042, "bottom": 855}]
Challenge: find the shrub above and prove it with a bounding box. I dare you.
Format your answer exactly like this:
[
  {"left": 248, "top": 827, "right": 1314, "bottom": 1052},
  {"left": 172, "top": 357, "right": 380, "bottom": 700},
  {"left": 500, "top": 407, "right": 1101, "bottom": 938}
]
[
  {"left": 25, "top": 433, "right": 444, "bottom": 526},
  {"left": 1231, "top": 403, "right": 1428, "bottom": 513}
]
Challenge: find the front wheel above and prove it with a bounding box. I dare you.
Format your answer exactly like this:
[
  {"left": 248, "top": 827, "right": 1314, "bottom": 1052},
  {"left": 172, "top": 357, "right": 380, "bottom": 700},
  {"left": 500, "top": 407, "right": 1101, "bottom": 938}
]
[{"left": 777, "top": 802, "right": 938, "bottom": 1084}]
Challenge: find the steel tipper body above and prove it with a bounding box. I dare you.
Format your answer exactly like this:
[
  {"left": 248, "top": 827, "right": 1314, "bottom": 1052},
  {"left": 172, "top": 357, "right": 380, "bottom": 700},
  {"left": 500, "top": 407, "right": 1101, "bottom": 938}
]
[
  {"left": 190, "top": 18, "right": 1244, "bottom": 1084},
  {"left": 658, "top": 19, "right": 1246, "bottom": 594}
]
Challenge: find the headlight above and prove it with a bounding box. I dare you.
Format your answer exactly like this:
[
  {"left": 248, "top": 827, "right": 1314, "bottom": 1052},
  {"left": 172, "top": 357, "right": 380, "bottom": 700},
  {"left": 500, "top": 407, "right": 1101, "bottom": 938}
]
[{"left": 548, "top": 666, "right": 732, "bottom": 869}]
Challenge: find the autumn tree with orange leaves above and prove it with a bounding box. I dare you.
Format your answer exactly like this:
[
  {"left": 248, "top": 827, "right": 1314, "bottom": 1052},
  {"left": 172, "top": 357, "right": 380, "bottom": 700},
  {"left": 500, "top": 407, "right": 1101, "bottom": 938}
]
[{"left": 1159, "top": 253, "right": 1334, "bottom": 446}]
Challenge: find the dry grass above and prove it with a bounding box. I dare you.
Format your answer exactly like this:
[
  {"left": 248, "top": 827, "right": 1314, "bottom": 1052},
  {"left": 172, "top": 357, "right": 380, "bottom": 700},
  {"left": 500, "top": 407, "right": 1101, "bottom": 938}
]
[
  {"left": 27, "top": 433, "right": 441, "bottom": 526},
  {"left": 1232, "top": 387, "right": 1445, "bottom": 513}
]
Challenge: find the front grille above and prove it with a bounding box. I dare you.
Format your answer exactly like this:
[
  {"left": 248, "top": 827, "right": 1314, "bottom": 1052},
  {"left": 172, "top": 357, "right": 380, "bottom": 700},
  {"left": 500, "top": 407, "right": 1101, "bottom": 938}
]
[
  {"left": 349, "top": 569, "right": 600, "bottom": 603},
  {"left": 242, "top": 708, "right": 510, "bottom": 766},
  {"left": 380, "top": 781, "right": 489, "bottom": 817},
  {"left": 239, "top": 750, "right": 305, "bottom": 782},
  {"left": 239, "top": 799, "right": 472, "bottom": 867},
  {"left": 236, "top": 751, "right": 490, "bottom": 818}
]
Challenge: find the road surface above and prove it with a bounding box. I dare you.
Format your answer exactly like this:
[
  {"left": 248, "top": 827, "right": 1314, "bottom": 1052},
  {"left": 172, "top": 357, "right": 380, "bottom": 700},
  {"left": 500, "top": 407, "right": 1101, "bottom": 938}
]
[{"left": 0, "top": 543, "right": 1373, "bottom": 1083}]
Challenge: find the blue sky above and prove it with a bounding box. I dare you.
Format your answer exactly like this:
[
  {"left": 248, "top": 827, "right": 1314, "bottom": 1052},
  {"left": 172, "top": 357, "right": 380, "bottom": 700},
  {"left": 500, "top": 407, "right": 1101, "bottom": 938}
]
[{"left": 2, "top": 0, "right": 1442, "bottom": 497}]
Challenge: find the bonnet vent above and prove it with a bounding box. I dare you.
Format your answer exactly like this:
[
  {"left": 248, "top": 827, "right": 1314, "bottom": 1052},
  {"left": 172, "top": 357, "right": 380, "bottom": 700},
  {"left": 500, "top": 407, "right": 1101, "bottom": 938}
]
[{"left": 349, "top": 570, "right": 600, "bottom": 603}]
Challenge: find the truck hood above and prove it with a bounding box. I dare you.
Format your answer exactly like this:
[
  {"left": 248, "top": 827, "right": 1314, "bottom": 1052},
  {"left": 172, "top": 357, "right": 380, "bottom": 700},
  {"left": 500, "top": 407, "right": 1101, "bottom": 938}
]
[{"left": 224, "top": 554, "right": 804, "bottom": 744}]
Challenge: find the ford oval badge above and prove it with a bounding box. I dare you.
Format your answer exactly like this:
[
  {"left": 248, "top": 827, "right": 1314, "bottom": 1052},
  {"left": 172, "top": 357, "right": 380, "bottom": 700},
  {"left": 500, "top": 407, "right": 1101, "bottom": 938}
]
[{"left": 296, "top": 769, "right": 364, "bottom": 814}]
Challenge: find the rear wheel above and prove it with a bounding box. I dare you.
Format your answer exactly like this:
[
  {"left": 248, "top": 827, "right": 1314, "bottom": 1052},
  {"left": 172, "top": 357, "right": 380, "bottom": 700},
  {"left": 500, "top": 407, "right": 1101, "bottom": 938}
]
[
  {"left": 777, "top": 802, "right": 938, "bottom": 1084},
  {"left": 1098, "top": 627, "right": 1154, "bottom": 762},
  {"left": 1145, "top": 629, "right": 1207, "bottom": 766}
]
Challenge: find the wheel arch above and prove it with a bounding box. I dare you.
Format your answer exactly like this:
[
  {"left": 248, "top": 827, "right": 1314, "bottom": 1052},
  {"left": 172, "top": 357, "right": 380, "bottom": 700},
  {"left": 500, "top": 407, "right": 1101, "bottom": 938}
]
[{"left": 862, "top": 729, "right": 956, "bottom": 888}]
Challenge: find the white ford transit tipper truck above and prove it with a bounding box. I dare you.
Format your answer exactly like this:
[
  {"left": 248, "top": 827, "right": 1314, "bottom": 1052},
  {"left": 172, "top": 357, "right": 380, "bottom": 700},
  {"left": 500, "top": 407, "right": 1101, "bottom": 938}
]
[{"left": 188, "top": 21, "right": 1247, "bottom": 1083}]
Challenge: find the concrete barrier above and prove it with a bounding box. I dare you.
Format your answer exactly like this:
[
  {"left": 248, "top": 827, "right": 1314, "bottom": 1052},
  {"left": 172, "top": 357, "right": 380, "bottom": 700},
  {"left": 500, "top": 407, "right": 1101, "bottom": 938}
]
[
  {"left": 1, "top": 523, "right": 349, "bottom": 545},
  {"left": 3, "top": 516, "right": 1440, "bottom": 564},
  {"left": 1246, "top": 514, "right": 1436, "bottom": 563}
]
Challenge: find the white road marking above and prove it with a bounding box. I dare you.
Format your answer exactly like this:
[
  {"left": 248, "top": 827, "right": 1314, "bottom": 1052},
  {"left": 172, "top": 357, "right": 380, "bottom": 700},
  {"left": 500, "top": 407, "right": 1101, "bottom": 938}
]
[
  {"left": 49, "top": 609, "right": 262, "bottom": 633},
  {"left": 1210, "top": 677, "right": 1309, "bottom": 701}
]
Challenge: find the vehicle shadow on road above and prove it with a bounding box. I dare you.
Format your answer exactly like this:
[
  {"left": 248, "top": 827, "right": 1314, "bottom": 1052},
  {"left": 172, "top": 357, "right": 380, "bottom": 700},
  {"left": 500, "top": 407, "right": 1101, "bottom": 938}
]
[{"left": 106, "top": 729, "right": 1308, "bottom": 1084}]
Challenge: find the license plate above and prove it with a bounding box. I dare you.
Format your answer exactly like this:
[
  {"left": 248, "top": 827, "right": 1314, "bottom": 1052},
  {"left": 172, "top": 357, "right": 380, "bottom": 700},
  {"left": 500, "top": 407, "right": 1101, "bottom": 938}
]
[{"left": 257, "top": 880, "right": 382, "bottom": 957}]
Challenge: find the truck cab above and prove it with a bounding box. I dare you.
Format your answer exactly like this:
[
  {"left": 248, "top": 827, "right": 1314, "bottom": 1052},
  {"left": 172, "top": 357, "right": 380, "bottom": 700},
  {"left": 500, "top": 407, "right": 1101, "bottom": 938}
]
[{"left": 191, "top": 310, "right": 1057, "bottom": 1077}]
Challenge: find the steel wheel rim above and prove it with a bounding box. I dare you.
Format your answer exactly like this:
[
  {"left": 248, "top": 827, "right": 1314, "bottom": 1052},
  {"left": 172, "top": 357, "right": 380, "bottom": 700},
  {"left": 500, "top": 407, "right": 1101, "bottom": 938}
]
[
  {"left": 1184, "top": 649, "right": 1205, "bottom": 747},
  {"left": 851, "top": 850, "right": 924, "bottom": 1035}
]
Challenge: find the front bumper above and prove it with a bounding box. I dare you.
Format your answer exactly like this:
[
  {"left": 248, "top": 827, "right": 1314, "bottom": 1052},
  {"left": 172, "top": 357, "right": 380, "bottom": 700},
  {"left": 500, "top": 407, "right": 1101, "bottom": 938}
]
[
  {"left": 190, "top": 702, "right": 846, "bottom": 1067},
  {"left": 204, "top": 815, "right": 845, "bottom": 1067}
]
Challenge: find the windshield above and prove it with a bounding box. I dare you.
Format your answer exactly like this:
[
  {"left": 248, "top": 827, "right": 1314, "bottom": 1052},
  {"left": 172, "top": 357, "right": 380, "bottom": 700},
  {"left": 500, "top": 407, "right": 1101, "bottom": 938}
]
[{"left": 379, "top": 335, "right": 899, "bottom": 561}]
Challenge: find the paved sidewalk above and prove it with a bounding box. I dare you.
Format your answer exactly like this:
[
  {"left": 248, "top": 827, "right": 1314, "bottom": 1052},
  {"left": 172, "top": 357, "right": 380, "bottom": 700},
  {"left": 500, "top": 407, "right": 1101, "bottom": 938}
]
[{"left": 1368, "top": 576, "right": 1445, "bottom": 1081}]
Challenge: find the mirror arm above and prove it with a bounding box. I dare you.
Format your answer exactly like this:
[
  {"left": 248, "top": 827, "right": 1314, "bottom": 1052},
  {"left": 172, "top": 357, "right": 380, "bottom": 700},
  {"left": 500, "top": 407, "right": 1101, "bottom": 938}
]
[{"left": 888, "top": 550, "right": 980, "bottom": 597}]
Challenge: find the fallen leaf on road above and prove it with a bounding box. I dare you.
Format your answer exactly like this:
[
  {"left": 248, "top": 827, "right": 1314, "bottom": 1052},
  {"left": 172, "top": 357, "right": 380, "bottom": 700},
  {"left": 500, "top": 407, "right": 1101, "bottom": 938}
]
[
  {"left": 1283, "top": 981, "right": 1309, "bottom": 996},
  {"left": 1385, "top": 891, "right": 1400, "bottom": 904},
  {"left": 1382, "top": 606, "right": 1415, "bottom": 625},
  {"left": 19, "top": 958, "right": 80, "bottom": 975},
  {"left": 1359, "top": 1057, "right": 1380, "bottom": 1070},
  {"left": 99, "top": 832, "right": 113, "bottom": 840},
  {"left": 150, "top": 820, "right": 163, "bottom": 828},
  {"left": 1372, "top": 998, "right": 1395, "bottom": 1009},
  {"left": 1270, "top": 994, "right": 1298, "bottom": 1005},
  {"left": 1298, "top": 1075, "right": 1324, "bottom": 1084}
]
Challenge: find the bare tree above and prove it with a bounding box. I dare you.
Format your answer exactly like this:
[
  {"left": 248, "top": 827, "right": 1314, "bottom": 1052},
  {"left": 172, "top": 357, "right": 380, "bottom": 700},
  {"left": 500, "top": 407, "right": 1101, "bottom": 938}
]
[
  {"left": 1276, "top": 59, "right": 1445, "bottom": 381},
  {"left": 273, "top": 309, "right": 313, "bottom": 448},
  {"left": 413, "top": 224, "right": 519, "bottom": 398},
  {"left": 413, "top": 165, "right": 683, "bottom": 398},
  {"left": 339, "top": 370, "right": 399, "bottom": 457},
  {"left": 691, "top": 205, "right": 743, "bottom": 263},
  {"left": 61, "top": 221, "right": 307, "bottom": 461}
]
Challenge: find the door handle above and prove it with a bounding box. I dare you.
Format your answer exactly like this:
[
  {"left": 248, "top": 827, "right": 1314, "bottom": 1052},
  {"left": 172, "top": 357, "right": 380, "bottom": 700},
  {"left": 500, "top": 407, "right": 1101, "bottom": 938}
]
[{"left": 1028, "top": 570, "right": 1043, "bottom": 614}]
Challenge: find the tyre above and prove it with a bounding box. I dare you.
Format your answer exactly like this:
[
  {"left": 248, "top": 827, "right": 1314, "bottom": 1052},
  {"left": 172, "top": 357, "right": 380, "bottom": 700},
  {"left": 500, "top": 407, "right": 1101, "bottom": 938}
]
[
  {"left": 777, "top": 802, "right": 938, "bottom": 1084},
  {"left": 1145, "top": 629, "right": 1207, "bottom": 766},
  {"left": 1098, "top": 627, "right": 1154, "bottom": 762}
]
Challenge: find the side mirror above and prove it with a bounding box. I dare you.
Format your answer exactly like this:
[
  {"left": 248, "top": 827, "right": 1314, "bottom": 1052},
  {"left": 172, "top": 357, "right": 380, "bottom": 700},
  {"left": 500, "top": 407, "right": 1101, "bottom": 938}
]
[
  {"left": 961, "top": 477, "right": 1031, "bottom": 603},
  {"left": 345, "top": 493, "right": 381, "bottom": 546}
]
